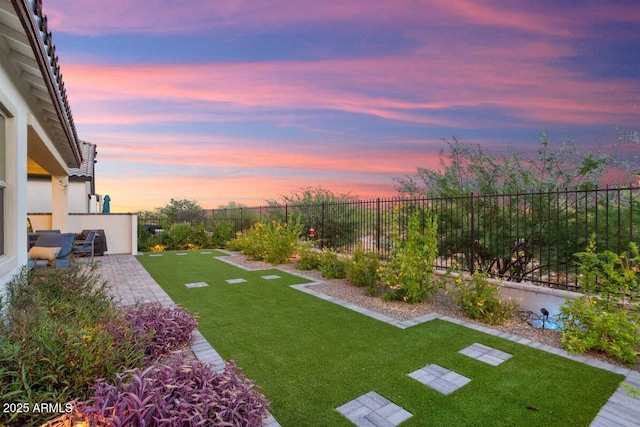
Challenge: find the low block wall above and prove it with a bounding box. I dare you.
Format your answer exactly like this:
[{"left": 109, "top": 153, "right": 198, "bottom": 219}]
[
  {"left": 435, "top": 270, "right": 582, "bottom": 317},
  {"left": 28, "top": 213, "right": 138, "bottom": 255}
]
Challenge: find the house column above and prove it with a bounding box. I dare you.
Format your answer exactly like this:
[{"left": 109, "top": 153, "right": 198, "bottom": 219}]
[{"left": 51, "top": 175, "right": 69, "bottom": 231}]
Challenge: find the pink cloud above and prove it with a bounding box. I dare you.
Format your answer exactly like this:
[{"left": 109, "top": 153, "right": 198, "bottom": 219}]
[
  {"left": 62, "top": 52, "right": 637, "bottom": 131},
  {"left": 46, "top": 0, "right": 640, "bottom": 39},
  {"left": 92, "top": 131, "right": 438, "bottom": 176},
  {"left": 101, "top": 173, "right": 399, "bottom": 213},
  {"left": 45, "top": 0, "right": 449, "bottom": 36}
]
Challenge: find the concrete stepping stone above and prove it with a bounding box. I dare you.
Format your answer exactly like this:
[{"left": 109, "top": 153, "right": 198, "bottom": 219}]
[
  {"left": 226, "top": 278, "right": 247, "bottom": 284},
  {"left": 459, "top": 343, "right": 513, "bottom": 366},
  {"left": 261, "top": 275, "right": 281, "bottom": 280},
  {"left": 149, "top": 254, "right": 163, "bottom": 257},
  {"left": 336, "top": 391, "right": 412, "bottom": 426},
  {"left": 408, "top": 364, "right": 471, "bottom": 395},
  {"left": 176, "top": 252, "right": 188, "bottom": 256},
  {"left": 184, "top": 282, "right": 209, "bottom": 288},
  {"left": 199, "top": 251, "right": 212, "bottom": 254}
]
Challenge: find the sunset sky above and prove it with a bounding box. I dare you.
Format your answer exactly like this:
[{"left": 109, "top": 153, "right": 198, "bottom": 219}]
[{"left": 44, "top": 0, "right": 640, "bottom": 212}]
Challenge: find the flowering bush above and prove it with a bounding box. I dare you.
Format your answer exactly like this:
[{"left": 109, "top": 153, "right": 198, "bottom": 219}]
[
  {"left": 378, "top": 208, "right": 440, "bottom": 303},
  {"left": 226, "top": 225, "right": 265, "bottom": 259},
  {"left": 149, "top": 244, "right": 166, "bottom": 252},
  {"left": 227, "top": 217, "right": 303, "bottom": 264},
  {"left": 47, "top": 358, "right": 270, "bottom": 427}
]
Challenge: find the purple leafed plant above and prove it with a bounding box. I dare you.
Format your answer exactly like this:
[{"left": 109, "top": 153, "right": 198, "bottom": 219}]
[
  {"left": 67, "top": 357, "right": 270, "bottom": 427},
  {"left": 121, "top": 303, "right": 198, "bottom": 361}
]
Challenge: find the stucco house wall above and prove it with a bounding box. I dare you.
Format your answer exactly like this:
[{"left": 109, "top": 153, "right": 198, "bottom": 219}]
[
  {"left": 1, "top": 0, "right": 84, "bottom": 294},
  {"left": 28, "top": 176, "right": 97, "bottom": 214},
  {"left": 0, "top": 62, "right": 29, "bottom": 292}
]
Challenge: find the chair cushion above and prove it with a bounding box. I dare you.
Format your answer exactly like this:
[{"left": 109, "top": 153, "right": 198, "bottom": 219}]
[
  {"left": 35, "top": 232, "right": 63, "bottom": 248},
  {"left": 58, "top": 233, "right": 76, "bottom": 258},
  {"left": 29, "top": 246, "right": 61, "bottom": 261}
]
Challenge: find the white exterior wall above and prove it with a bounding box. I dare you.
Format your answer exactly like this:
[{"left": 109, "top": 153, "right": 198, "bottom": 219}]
[
  {"left": 69, "top": 214, "right": 138, "bottom": 255},
  {"left": 28, "top": 213, "right": 138, "bottom": 255},
  {"left": 68, "top": 181, "right": 91, "bottom": 213},
  {"left": 28, "top": 179, "right": 92, "bottom": 214},
  {"left": 0, "top": 66, "right": 30, "bottom": 294},
  {"left": 26, "top": 179, "right": 50, "bottom": 212},
  {"left": 51, "top": 175, "right": 69, "bottom": 231}
]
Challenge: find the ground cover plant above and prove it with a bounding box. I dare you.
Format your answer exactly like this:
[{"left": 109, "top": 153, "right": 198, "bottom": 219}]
[
  {"left": 46, "top": 358, "right": 269, "bottom": 427},
  {"left": 0, "top": 266, "right": 144, "bottom": 426},
  {"left": 0, "top": 266, "right": 202, "bottom": 426},
  {"left": 137, "top": 250, "right": 624, "bottom": 427}
]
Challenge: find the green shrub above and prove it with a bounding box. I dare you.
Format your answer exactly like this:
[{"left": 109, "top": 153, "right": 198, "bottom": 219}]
[
  {"left": 573, "top": 235, "right": 639, "bottom": 308},
  {"left": 226, "top": 217, "right": 303, "bottom": 264},
  {"left": 379, "top": 208, "right": 439, "bottom": 303},
  {"left": 557, "top": 235, "right": 640, "bottom": 365},
  {"left": 225, "top": 229, "right": 250, "bottom": 252},
  {"left": 263, "top": 217, "right": 303, "bottom": 265},
  {"left": 559, "top": 297, "right": 639, "bottom": 365},
  {"left": 451, "top": 272, "right": 518, "bottom": 325},
  {"left": 319, "top": 249, "right": 346, "bottom": 279},
  {"left": 226, "top": 223, "right": 267, "bottom": 260},
  {"left": 212, "top": 220, "right": 235, "bottom": 248},
  {"left": 0, "top": 266, "right": 146, "bottom": 426},
  {"left": 162, "top": 222, "right": 209, "bottom": 250},
  {"left": 345, "top": 246, "right": 379, "bottom": 291},
  {"left": 137, "top": 228, "right": 159, "bottom": 251},
  {"left": 1, "top": 266, "right": 202, "bottom": 426},
  {"left": 296, "top": 243, "right": 322, "bottom": 270}
]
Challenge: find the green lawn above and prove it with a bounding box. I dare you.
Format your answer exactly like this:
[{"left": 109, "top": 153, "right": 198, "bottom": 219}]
[{"left": 136, "top": 250, "right": 623, "bottom": 427}]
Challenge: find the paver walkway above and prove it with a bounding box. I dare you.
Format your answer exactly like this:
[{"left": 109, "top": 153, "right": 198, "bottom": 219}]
[
  {"left": 408, "top": 364, "right": 471, "bottom": 395},
  {"left": 458, "top": 343, "right": 512, "bottom": 366},
  {"left": 95, "top": 254, "right": 280, "bottom": 427},
  {"left": 95, "top": 254, "right": 640, "bottom": 427},
  {"left": 336, "top": 391, "right": 413, "bottom": 426}
]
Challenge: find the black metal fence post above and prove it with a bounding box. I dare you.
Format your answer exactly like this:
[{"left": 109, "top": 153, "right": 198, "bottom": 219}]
[
  {"left": 470, "top": 192, "right": 475, "bottom": 274},
  {"left": 376, "top": 198, "right": 381, "bottom": 253},
  {"left": 321, "top": 202, "right": 326, "bottom": 248}
]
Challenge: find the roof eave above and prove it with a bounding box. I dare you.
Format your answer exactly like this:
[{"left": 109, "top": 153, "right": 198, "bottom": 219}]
[{"left": 11, "top": 0, "right": 82, "bottom": 168}]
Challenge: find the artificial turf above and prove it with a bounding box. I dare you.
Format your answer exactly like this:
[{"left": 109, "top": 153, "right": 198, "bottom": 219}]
[{"left": 136, "top": 250, "right": 624, "bottom": 427}]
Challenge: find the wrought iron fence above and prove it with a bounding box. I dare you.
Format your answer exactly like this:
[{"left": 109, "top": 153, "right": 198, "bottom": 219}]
[{"left": 138, "top": 186, "right": 639, "bottom": 290}]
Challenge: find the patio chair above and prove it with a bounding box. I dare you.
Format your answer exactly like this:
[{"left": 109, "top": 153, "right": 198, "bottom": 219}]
[
  {"left": 73, "top": 230, "right": 97, "bottom": 262},
  {"left": 28, "top": 232, "right": 76, "bottom": 268}
]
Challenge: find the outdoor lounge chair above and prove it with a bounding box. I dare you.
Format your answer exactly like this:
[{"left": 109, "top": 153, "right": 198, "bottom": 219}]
[
  {"left": 73, "top": 230, "right": 97, "bottom": 262},
  {"left": 27, "top": 232, "right": 75, "bottom": 268}
]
